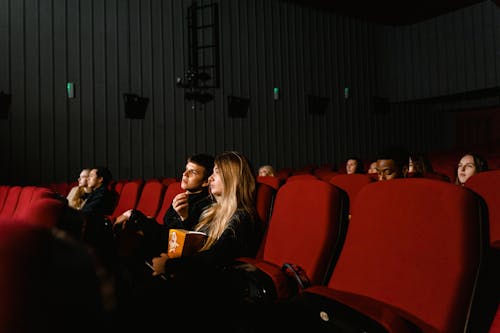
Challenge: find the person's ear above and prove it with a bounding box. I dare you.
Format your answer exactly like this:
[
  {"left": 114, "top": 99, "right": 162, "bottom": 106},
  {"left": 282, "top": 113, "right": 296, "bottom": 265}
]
[{"left": 201, "top": 179, "right": 210, "bottom": 187}]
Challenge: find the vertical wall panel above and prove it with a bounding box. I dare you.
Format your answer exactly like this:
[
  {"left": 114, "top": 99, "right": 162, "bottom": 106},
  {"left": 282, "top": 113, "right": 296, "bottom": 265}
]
[
  {"left": 39, "top": 0, "right": 55, "bottom": 183},
  {"left": 25, "top": 0, "right": 41, "bottom": 184},
  {"left": 0, "top": 0, "right": 10, "bottom": 178}
]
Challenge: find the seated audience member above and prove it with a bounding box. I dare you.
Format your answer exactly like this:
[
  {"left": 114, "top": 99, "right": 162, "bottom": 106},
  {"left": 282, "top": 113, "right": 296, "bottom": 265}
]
[
  {"left": 114, "top": 154, "right": 215, "bottom": 258},
  {"left": 367, "top": 161, "right": 378, "bottom": 174},
  {"left": 81, "top": 167, "right": 116, "bottom": 218},
  {"left": 345, "top": 156, "right": 364, "bottom": 174},
  {"left": 454, "top": 152, "right": 488, "bottom": 186},
  {"left": 127, "top": 151, "right": 263, "bottom": 331},
  {"left": 375, "top": 146, "right": 410, "bottom": 181},
  {"left": 408, "top": 153, "right": 433, "bottom": 177},
  {"left": 258, "top": 164, "right": 275, "bottom": 177},
  {"left": 66, "top": 168, "right": 92, "bottom": 210},
  {"left": 80, "top": 167, "right": 117, "bottom": 265}
]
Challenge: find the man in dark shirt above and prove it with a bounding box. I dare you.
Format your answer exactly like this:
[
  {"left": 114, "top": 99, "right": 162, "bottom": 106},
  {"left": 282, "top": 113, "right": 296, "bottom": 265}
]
[
  {"left": 114, "top": 154, "right": 215, "bottom": 259},
  {"left": 157, "top": 154, "right": 215, "bottom": 249},
  {"left": 80, "top": 166, "right": 117, "bottom": 264}
]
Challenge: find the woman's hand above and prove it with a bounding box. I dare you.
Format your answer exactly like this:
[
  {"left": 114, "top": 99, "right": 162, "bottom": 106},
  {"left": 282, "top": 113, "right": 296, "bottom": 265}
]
[{"left": 151, "top": 253, "right": 169, "bottom": 276}]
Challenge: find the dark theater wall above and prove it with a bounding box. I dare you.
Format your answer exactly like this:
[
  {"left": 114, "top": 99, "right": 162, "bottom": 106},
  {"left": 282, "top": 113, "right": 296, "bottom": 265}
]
[{"left": 0, "top": 0, "right": 497, "bottom": 185}]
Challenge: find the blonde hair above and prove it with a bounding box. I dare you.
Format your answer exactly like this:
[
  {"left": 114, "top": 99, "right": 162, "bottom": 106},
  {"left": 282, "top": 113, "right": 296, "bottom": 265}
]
[
  {"left": 258, "top": 165, "right": 275, "bottom": 177},
  {"left": 195, "top": 151, "right": 256, "bottom": 250},
  {"left": 67, "top": 168, "right": 91, "bottom": 209}
]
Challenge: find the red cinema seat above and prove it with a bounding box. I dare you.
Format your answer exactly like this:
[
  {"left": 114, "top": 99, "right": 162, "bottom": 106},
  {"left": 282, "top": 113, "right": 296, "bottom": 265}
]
[
  {"left": 465, "top": 170, "right": 500, "bottom": 249},
  {"left": 233, "top": 179, "right": 348, "bottom": 302},
  {"left": 109, "top": 181, "right": 143, "bottom": 222},
  {"left": 257, "top": 176, "right": 282, "bottom": 190},
  {"left": 279, "top": 179, "right": 486, "bottom": 333},
  {"left": 329, "top": 173, "right": 374, "bottom": 215},
  {"left": 134, "top": 181, "right": 166, "bottom": 219},
  {"left": 12, "top": 198, "right": 65, "bottom": 228},
  {"left": 255, "top": 182, "right": 276, "bottom": 228},
  {"left": 0, "top": 186, "right": 22, "bottom": 219}
]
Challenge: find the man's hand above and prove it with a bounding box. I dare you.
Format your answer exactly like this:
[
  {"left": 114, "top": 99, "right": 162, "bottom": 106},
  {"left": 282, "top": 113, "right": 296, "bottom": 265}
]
[{"left": 172, "top": 191, "right": 190, "bottom": 221}]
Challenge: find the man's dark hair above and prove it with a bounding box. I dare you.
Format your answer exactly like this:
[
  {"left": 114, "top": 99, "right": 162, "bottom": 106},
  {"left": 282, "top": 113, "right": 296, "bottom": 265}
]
[
  {"left": 376, "top": 146, "right": 409, "bottom": 171},
  {"left": 188, "top": 154, "right": 215, "bottom": 180},
  {"left": 94, "top": 167, "right": 113, "bottom": 186}
]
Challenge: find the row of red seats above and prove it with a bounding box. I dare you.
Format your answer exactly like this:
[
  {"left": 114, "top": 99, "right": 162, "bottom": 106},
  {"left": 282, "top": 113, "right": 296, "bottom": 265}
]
[
  {"left": 0, "top": 185, "right": 65, "bottom": 227},
  {"left": 232, "top": 175, "right": 500, "bottom": 332},
  {"left": 1, "top": 171, "right": 498, "bottom": 332}
]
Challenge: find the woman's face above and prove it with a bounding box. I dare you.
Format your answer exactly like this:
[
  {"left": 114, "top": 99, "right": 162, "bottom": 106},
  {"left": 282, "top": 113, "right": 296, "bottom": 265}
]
[
  {"left": 457, "top": 155, "right": 477, "bottom": 185},
  {"left": 78, "top": 169, "right": 90, "bottom": 187},
  {"left": 208, "top": 165, "right": 224, "bottom": 198}
]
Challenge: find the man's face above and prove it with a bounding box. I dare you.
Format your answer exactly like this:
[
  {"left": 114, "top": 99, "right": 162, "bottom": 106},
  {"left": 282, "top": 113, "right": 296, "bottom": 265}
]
[
  {"left": 376, "top": 159, "right": 401, "bottom": 181},
  {"left": 181, "top": 162, "right": 209, "bottom": 192},
  {"left": 87, "top": 169, "right": 103, "bottom": 189},
  {"left": 346, "top": 159, "right": 358, "bottom": 174}
]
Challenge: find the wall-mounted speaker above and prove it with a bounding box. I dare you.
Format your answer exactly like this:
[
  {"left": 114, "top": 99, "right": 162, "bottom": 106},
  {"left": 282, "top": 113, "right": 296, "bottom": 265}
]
[
  {"left": 124, "top": 93, "right": 149, "bottom": 119},
  {"left": 228, "top": 96, "right": 250, "bottom": 118},
  {"left": 0, "top": 91, "right": 12, "bottom": 119}
]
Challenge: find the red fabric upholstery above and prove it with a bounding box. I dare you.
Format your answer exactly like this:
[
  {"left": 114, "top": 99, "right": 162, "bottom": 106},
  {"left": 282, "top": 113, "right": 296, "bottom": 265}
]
[
  {"left": 489, "top": 303, "right": 500, "bottom": 333},
  {"left": 238, "top": 179, "right": 348, "bottom": 301},
  {"left": 465, "top": 170, "right": 500, "bottom": 249},
  {"left": 256, "top": 176, "right": 282, "bottom": 190},
  {"left": 255, "top": 182, "right": 276, "bottom": 227},
  {"left": 0, "top": 185, "right": 9, "bottom": 212},
  {"left": 301, "top": 179, "right": 484, "bottom": 332},
  {"left": 285, "top": 174, "right": 319, "bottom": 182},
  {"left": 12, "top": 198, "right": 65, "bottom": 228},
  {"left": 113, "top": 179, "right": 128, "bottom": 195},
  {"left": 155, "top": 182, "right": 184, "bottom": 224},
  {"left": 134, "top": 181, "right": 166, "bottom": 219},
  {"left": 0, "top": 186, "right": 22, "bottom": 219},
  {"left": 329, "top": 174, "right": 374, "bottom": 214},
  {"left": 109, "top": 181, "right": 143, "bottom": 221}
]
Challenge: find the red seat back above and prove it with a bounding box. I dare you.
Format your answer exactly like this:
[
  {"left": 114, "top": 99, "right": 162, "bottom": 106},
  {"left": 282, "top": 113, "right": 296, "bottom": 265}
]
[
  {"left": 0, "top": 186, "right": 22, "bottom": 219},
  {"left": 465, "top": 170, "right": 500, "bottom": 249},
  {"left": 323, "top": 179, "right": 484, "bottom": 332},
  {"left": 255, "top": 182, "right": 276, "bottom": 227},
  {"left": 109, "top": 181, "right": 143, "bottom": 221},
  {"left": 256, "top": 176, "right": 282, "bottom": 190},
  {"left": 257, "top": 179, "right": 348, "bottom": 294},
  {"left": 329, "top": 174, "right": 374, "bottom": 214},
  {"left": 155, "top": 182, "right": 184, "bottom": 224},
  {"left": 134, "top": 181, "right": 166, "bottom": 219}
]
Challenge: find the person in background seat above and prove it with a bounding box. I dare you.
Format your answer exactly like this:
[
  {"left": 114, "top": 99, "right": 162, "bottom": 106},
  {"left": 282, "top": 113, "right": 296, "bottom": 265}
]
[
  {"left": 258, "top": 164, "right": 276, "bottom": 177},
  {"left": 66, "top": 168, "right": 92, "bottom": 210},
  {"left": 375, "top": 146, "right": 410, "bottom": 181},
  {"left": 345, "top": 156, "right": 364, "bottom": 174},
  {"left": 454, "top": 152, "right": 488, "bottom": 186}
]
